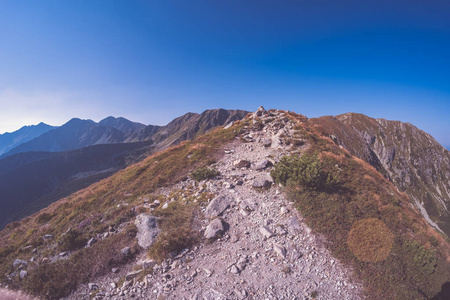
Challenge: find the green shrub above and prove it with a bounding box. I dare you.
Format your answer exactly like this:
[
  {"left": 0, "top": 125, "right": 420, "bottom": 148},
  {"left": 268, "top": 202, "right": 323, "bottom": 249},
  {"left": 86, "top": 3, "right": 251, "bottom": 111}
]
[
  {"left": 271, "top": 153, "right": 338, "bottom": 191},
  {"left": 190, "top": 166, "right": 220, "bottom": 181},
  {"left": 36, "top": 212, "right": 55, "bottom": 224},
  {"left": 57, "top": 228, "right": 87, "bottom": 252}
]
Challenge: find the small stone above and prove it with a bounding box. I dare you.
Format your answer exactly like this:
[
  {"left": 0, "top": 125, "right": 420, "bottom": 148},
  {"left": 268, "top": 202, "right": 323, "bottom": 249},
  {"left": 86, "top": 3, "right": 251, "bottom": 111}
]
[
  {"left": 13, "top": 259, "right": 28, "bottom": 268},
  {"left": 142, "top": 259, "right": 156, "bottom": 269},
  {"left": 203, "top": 268, "right": 213, "bottom": 277},
  {"left": 121, "top": 247, "right": 131, "bottom": 257},
  {"left": 162, "top": 203, "right": 169, "bottom": 209},
  {"left": 110, "top": 282, "right": 117, "bottom": 289},
  {"left": 262, "top": 138, "right": 272, "bottom": 147},
  {"left": 111, "top": 268, "right": 119, "bottom": 273},
  {"left": 150, "top": 200, "right": 160, "bottom": 208},
  {"left": 259, "top": 226, "right": 274, "bottom": 239},
  {"left": 233, "top": 160, "right": 251, "bottom": 168},
  {"left": 59, "top": 252, "right": 68, "bottom": 257},
  {"left": 43, "top": 234, "right": 53, "bottom": 240},
  {"left": 204, "top": 218, "right": 227, "bottom": 239},
  {"left": 87, "top": 237, "right": 97, "bottom": 247},
  {"left": 252, "top": 179, "right": 272, "bottom": 189},
  {"left": 204, "top": 195, "right": 233, "bottom": 218},
  {"left": 253, "top": 160, "right": 273, "bottom": 171},
  {"left": 88, "top": 283, "right": 99, "bottom": 291},
  {"left": 230, "top": 265, "right": 240, "bottom": 274},
  {"left": 273, "top": 244, "right": 287, "bottom": 259},
  {"left": 19, "top": 270, "right": 27, "bottom": 279},
  {"left": 126, "top": 270, "right": 142, "bottom": 281}
]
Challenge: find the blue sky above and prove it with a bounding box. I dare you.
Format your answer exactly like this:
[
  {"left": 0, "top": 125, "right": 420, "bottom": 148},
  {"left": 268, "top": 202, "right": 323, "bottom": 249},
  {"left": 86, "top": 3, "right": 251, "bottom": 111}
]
[{"left": 0, "top": 0, "right": 449, "bottom": 147}]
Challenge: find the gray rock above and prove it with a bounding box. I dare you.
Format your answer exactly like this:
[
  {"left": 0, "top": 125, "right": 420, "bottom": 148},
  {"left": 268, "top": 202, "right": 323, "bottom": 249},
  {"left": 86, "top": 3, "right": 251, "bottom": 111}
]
[
  {"left": 125, "top": 270, "right": 142, "bottom": 281},
  {"left": 12, "top": 259, "right": 28, "bottom": 268},
  {"left": 204, "top": 195, "right": 232, "bottom": 218},
  {"left": 88, "top": 283, "right": 99, "bottom": 291},
  {"left": 19, "top": 270, "right": 27, "bottom": 279},
  {"left": 262, "top": 138, "right": 272, "bottom": 147},
  {"left": 230, "top": 265, "right": 240, "bottom": 274},
  {"left": 121, "top": 247, "right": 131, "bottom": 256},
  {"left": 289, "top": 215, "right": 302, "bottom": 231},
  {"left": 273, "top": 244, "right": 287, "bottom": 258},
  {"left": 233, "top": 159, "right": 251, "bottom": 168},
  {"left": 254, "top": 106, "right": 266, "bottom": 117},
  {"left": 111, "top": 268, "right": 119, "bottom": 273},
  {"left": 87, "top": 237, "right": 97, "bottom": 247},
  {"left": 135, "top": 214, "right": 160, "bottom": 250},
  {"left": 253, "top": 159, "right": 273, "bottom": 170},
  {"left": 203, "top": 268, "right": 213, "bottom": 277},
  {"left": 142, "top": 259, "right": 156, "bottom": 269},
  {"left": 252, "top": 179, "right": 272, "bottom": 189},
  {"left": 259, "top": 226, "right": 274, "bottom": 239},
  {"left": 204, "top": 218, "right": 227, "bottom": 239},
  {"left": 150, "top": 200, "right": 160, "bottom": 208},
  {"left": 43, "top": 234, "right": 53, "bottom": 239}
]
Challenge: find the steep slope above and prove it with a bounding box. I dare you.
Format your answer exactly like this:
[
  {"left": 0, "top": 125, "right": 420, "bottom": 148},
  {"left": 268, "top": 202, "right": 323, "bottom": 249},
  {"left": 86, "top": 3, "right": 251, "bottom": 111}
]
[
  {"left": 313, "top": 113, "right": 450, "bottom": 236},
  {"left": 0, "top": 123, "right": 55, "bottom": 156},
  {"left": 0, "top": 108, "right": 448, "bottom": 300}
]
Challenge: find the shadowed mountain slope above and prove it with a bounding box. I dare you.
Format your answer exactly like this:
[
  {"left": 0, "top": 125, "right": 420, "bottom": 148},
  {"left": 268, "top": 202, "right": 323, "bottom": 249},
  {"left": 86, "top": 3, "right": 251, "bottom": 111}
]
[
  {"left": 0, "top": 141, "right": 154, "bottom": 230},
  {"left": 313, "top": 113, "right": 450, "bottom": 236}
]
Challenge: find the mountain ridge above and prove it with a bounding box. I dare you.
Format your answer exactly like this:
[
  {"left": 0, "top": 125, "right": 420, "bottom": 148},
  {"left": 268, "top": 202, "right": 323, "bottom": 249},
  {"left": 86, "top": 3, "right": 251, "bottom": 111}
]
[{"left": 0, "top": 123, "right": 55, "bottom": 156}]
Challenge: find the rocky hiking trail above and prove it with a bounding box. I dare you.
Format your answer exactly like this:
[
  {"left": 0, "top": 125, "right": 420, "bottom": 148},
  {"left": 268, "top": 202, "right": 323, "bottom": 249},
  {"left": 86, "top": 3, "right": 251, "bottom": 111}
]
[{"left": 68, "top": 108, "right": 362, "bottom": 300}]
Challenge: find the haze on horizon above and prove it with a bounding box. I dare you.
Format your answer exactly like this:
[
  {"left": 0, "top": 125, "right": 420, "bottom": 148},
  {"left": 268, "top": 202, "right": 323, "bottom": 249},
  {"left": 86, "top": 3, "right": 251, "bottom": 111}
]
[{"left": 0, "top": 0, "right": 449, "bottom": 148}]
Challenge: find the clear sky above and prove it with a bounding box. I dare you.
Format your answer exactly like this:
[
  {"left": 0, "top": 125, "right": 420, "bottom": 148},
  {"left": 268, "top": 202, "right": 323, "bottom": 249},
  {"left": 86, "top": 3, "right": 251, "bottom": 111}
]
[{"left": 0, "top": 0, "right": 449, "bottom": 147}]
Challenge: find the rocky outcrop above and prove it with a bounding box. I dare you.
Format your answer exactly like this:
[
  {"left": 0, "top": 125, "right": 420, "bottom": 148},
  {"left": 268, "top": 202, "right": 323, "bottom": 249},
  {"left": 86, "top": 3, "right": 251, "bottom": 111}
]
[{"left": 314, "top": 113, "right": 450, "bottom": 236}]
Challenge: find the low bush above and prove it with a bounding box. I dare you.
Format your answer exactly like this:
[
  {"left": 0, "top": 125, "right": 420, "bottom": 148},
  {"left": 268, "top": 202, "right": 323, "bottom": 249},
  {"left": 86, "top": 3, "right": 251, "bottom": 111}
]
[
  {"left": 190, "top": 166, "right": 220, "bottom": 181},
  {"left": 57, "top": 228, "right": 87, "bottom": 252},
  {"left": 271, "top": 153, "right": 339, "bottom": 191}
]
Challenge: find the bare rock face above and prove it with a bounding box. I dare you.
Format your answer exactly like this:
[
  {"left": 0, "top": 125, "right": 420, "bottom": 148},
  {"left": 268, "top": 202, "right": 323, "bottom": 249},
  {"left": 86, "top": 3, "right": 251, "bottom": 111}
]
[
  {"left": 314, "top": 113, "right": 450, "bottom": 236},
  {"left": 204, "top": 195, "right": 232, "bottom": 219},
  {"left": 134, "top": 214, "right": 160, "bottom": 250}
]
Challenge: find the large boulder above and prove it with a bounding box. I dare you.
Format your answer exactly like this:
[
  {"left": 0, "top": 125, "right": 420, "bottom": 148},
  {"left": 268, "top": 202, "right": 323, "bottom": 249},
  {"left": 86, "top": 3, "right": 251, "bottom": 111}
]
[
  {"left": 134, "top": 214, "right": 160, "bottom": 250},
  {"left": 204, "top": 195, "right": 233, "bottom": 219}
]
